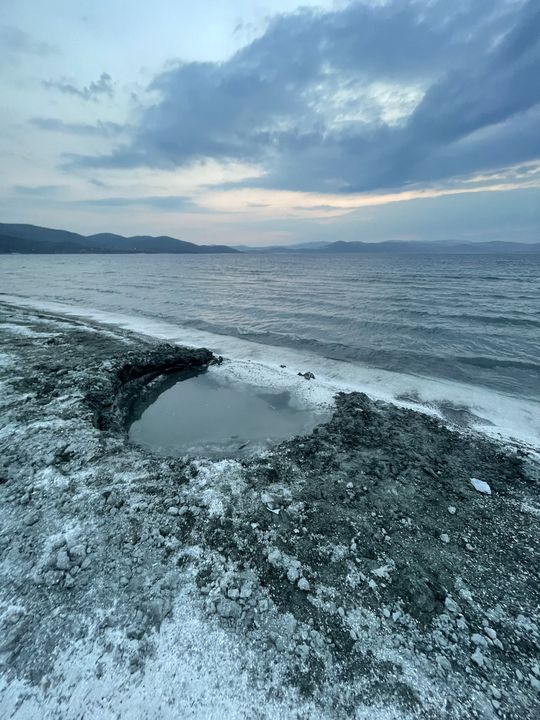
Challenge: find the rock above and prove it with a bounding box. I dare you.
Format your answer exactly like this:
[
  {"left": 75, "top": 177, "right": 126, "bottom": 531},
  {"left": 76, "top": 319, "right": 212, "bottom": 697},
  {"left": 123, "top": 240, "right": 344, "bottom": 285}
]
[
  {"left": 447, "top": 506, "right": 457, "bottom": 515},
  {"left": 445, "top": 596, "right": 460, "bottom": 614},
  {"left": 167, "top": 506, "right": 179, "bottom": 515},
  {"left": 217, "top": 599, "right": 241, "bottom": 619},
  {"left": 239, "top": 583, "right": 252, "bottom": 599},
  {"left": 267, "top": 548, "right": 282, "bottom": 565},
  {"left": 287, "top": 567, "right": 300, "bottom": 583},
  {"left": 24, "top": 512, "right": 41, "bottom": 526},
  {"left": 470, "top": 478, "right": 491, "bottom": 495},
  {"left": 55, "top": 549, "right": 71, "bottom": 571},
  {"left": 297, "top": 371, "right": 315, "bottom": 380},
  {"left": 440, "top": 533, "right": 450, "bottom": 544},
  {"left": 485, "top": 627, "right": 497, "bottom": 640},
  {"left": 436, "top": 655, "right": 452, "bottom": 673},
  {"left": 471, "top": 648, "right": 485, "bottom": 667},
  {"left": 471, "top": 633, "right": 488, "bottom": 647},
  {"left": 298, "top": 577, "right": 310, "bottom": 592}
]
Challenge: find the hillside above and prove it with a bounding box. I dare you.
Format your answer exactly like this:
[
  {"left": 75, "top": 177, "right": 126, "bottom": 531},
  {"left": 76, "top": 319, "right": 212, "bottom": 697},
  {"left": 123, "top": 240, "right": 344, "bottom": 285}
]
[{"left": 0, "top": 224, "right": 239, "bottom": 254}]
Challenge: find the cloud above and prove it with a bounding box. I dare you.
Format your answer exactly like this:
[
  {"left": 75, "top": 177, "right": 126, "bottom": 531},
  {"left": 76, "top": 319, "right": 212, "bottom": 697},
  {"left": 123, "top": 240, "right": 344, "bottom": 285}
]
[
  {"left": 75, "top": 195, "right": 197, "bottom": 211},
  {"left": 43, "top": 72, "right": 114, "bottom": 101},
  {"left": 30, "top": 117, "right": 124, "bottom": 137},
  {"left": 0, "top": 24, "right": 56, "bottom": 59},
  {"left": 13, "top": 184, "right": 63, "bottom": 196},
  {"left": 68, "top": 1, "right": 540, "bottom": 195}
]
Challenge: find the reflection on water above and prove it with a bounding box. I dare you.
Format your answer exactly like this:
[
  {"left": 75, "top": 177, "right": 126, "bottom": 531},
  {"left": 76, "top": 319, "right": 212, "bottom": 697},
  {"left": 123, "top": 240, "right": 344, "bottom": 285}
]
[{"left": 129, "top": 369, "right": 327, "bottom": 459}]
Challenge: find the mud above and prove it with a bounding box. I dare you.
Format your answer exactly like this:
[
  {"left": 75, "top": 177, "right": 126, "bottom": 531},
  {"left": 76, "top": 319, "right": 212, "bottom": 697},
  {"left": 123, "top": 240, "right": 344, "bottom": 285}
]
[{"left": 0, "top": 301, "right": 539, "bottom": 719}]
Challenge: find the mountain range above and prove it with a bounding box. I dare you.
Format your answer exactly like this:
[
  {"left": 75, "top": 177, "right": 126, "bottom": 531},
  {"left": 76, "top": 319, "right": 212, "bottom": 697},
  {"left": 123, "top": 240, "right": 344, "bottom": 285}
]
[
  {"left": 1, "top": 224, "right": 538, "bottom": 255},
  {"left": 0, "top": 224, "right": 238, "bottom": 254}
]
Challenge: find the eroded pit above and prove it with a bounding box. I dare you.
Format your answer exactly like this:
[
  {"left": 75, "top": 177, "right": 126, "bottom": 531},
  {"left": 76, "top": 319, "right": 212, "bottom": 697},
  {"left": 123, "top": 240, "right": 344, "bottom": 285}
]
[{"left": 128, "top": 368, "right": 329, "bottom": 459}]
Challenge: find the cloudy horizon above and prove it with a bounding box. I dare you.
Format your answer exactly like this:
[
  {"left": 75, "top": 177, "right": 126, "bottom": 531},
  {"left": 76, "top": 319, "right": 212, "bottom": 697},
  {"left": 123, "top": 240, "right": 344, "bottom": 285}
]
[{"left": 1, "top": 0, "right": 539, "bottom": 245}]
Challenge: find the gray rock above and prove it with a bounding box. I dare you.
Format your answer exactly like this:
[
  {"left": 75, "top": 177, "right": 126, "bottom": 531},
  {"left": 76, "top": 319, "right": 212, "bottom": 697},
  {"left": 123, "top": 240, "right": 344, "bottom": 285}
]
[
  {"left": 55, "top": 549, "right": 71, "bottom": 571},
  {"left": 471, "top": 648, "right": 485, "bottom": 667},
  {"left": 445, "top": 596, "right": 460, "bottom": 614},
  {"left": 217, "top": 599, "right": 241, "bottom": 619}
]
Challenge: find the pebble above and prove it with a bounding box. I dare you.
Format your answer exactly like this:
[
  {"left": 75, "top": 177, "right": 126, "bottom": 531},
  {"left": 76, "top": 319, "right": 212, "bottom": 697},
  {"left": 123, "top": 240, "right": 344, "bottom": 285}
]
[
  {"left": 167, "top": 507, "right": 179, "bottom": 515},
  {"left": 436, "top": 655, "right": 452, "bottom": 673},
  {"left": 56, "top": 549, "right": 71, "bottom": 571},
  {"left": 216, "top": 598, "right": 241, "bottom": 619},
  {"left": 471, "top": 648, "right": 485, "bottom": 667},
  {"left": 471, "top": 633, "right": 488, "bottom": 647},
  {"left": 470, "top": 478, "right": 491, "bottom": 495},
  {"left": 445, "top": 596, "right": 460, "bottom": 614},
  {"left": 440, "top": 533, "right": 450, "bottom": 544},
  {"left": 287, "top": 567, "right": 300, "bottom": 583},
  {"left": 447, "top": 506, "right": 457, "bottom": 515},
  {"left": 297, "top": 577, "right": 310, "bottom": 592},
  {"left": 239, "top": 583, "right": 252, "bottom": 599}
]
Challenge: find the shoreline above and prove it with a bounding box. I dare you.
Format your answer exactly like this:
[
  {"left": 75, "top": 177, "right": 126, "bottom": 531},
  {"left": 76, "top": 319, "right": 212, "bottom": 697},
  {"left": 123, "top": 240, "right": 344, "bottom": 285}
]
[
  {"left": 2, "top": 293, "right": 539, "bottom": 451},
  {"left": 0, "top": 302, "right": 539, "bottom": 718}
]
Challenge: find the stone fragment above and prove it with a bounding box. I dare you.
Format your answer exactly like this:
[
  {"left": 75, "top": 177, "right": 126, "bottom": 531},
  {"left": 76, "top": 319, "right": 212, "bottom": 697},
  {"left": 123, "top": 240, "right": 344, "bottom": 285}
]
[
  {"left": 217, "top": 599, "right": 241, "bottom": 619},
  {"left": 297, "top": 577, "right": 310, "bottom": 592},
  {"left": 471, "top": 648, "right": 485, "bottom": 667},
  {"left": 470, "top": 478, "right": 491, "bottom": 495},
  {"left": 56, "top": 549, "right": 71, "bottom": 571}
]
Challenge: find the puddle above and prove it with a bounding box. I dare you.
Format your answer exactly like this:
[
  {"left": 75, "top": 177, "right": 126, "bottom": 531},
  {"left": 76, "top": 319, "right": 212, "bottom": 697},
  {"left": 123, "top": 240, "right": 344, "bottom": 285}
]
[{"left": 128, "top": 369, "right": 328, "bottom": 459}]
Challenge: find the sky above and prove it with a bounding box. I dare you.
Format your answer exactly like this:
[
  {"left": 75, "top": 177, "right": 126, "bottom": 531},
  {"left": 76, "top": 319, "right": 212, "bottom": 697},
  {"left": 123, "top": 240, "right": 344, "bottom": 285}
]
[{"left": 1, "top": 0, "right": 539, "bottom": 246}]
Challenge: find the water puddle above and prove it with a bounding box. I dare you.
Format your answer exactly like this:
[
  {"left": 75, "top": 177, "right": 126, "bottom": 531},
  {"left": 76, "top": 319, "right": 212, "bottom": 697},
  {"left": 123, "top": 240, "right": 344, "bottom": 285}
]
[{"left": 128, "top": 368, "right": 327, "bottom": 459}]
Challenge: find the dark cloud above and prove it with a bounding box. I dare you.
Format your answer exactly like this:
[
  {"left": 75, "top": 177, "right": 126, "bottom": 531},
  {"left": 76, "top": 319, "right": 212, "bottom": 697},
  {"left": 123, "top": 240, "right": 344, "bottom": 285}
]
[
  {"left": 43, "top": 72, "right": 113, "bottom": 101},
  {"left": 70, "top": 1, "right": 540, "bottom": 193},
  {"left": 31, "top": 117, "right": 124, "bottom": 137},
  {"left": 1, "top": 24, "right": 56, "bottom": 58}
]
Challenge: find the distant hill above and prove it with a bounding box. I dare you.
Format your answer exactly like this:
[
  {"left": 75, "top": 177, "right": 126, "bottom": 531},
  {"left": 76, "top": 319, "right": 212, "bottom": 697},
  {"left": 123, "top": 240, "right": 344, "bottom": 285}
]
[
  {"left": 0, "top": 223, "right": 239, "bottom": 254},
  {"left": 314, "top": 240, "right": 540, "bottom": 254},
  {"left": 238, "top": 239, "right": 540, "bottom": 254}
]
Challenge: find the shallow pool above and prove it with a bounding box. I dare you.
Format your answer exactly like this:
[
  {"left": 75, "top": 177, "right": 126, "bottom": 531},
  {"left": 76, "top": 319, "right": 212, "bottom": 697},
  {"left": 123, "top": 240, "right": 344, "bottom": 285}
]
[{"left": 128, "top": 369, "right": 327, "bottom": 459}]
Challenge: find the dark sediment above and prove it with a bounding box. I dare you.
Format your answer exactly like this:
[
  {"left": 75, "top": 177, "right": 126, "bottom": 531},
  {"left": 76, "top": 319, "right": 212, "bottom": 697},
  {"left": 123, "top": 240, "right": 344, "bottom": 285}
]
[{"left": 0, "top": 301, "right": 539, "bottom": 719}]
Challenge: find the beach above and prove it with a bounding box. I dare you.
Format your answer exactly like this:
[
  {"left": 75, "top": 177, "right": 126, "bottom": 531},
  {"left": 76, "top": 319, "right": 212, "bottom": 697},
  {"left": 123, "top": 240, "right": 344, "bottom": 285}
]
[{"left": 1, "top": 301, "right": 539, "bottom": 719}]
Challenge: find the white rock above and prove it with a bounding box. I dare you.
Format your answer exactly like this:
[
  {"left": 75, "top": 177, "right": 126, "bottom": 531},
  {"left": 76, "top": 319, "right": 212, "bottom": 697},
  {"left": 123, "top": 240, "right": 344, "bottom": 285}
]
[
  {"left": 470, "top": 478, "right": 491, "bottom": 495},
  {"left": 287, "top": 567, "right": 300, "bottom": 583},
  {"left": 447, "top": 506, "right": 457, "bottom": 515},
  {"left": 297, "top": 577, "right": 310, "bottom": 592},
  {"left": 471, "top": 648, "right": 485, "bottom": 667},
  {"left": 440, "top": 533, "right": 450, "bottom": 544}
]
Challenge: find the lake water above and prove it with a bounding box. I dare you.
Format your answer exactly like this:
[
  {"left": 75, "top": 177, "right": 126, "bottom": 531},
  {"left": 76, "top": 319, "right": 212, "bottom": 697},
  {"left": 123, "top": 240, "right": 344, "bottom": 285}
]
[{"left": 1, "top": 252, "right": 539, "bottom": 445}]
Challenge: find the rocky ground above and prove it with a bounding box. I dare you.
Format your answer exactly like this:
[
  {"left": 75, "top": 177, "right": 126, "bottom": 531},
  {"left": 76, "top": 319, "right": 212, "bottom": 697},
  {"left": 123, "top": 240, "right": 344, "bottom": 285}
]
[{"left": 0, "top": 301, "right": 539, "bottom": 719}]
